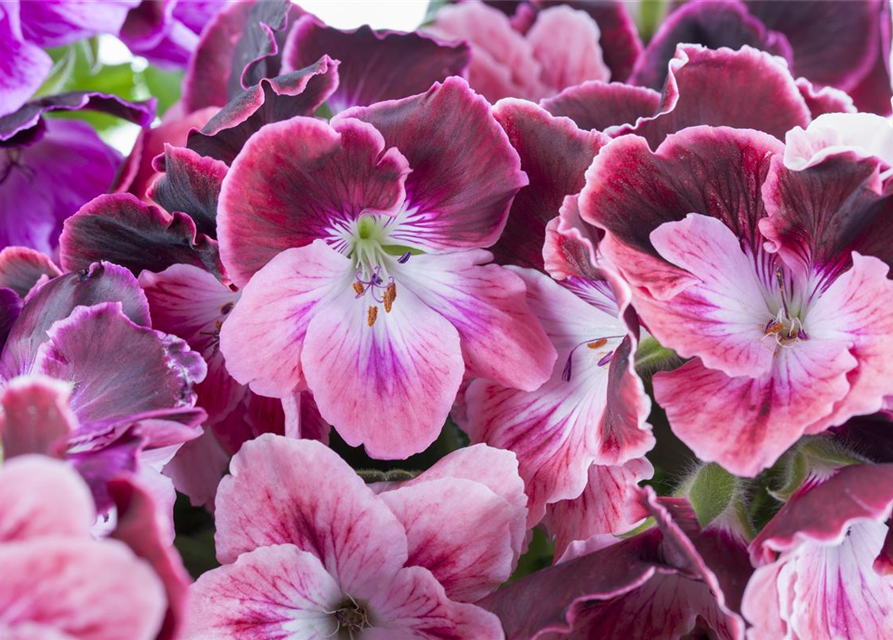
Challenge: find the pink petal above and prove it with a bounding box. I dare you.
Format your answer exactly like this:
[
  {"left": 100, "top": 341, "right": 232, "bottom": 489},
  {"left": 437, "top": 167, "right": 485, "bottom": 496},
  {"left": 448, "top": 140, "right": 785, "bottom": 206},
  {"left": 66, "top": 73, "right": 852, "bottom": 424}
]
[
  {"left": 217, "top": 116, "right": 409, "bottom": 286},
  {"left": 214, "top": 435, "right": 409, "bottom": 595},
  {"left": 0, "top": 376, "right": 76, "bottom": 459},
  {"left": 218, "top": 242, "right": 349, "bottom": 398},
  {"left": 162, "top": 427, "right": 228, "bottom": 508},
  {"left": 540, "top": 80, "right": 661, "bottom": 132},
  {"left": 302, "top": 273, "right": 464, "bottom": 459},
  {"left": 490, "top": 98, "right": 608, "bottom": 269},
  {"left": 545, "top": 458, "right": 654, "bottom": 559},
  {"left": 380, "top": 477, "right": 519, "bottom": 603},
  {"left": 282, "top": 16, "right": 470, "bottom": 114},
  {"left": 398, "top": 250, "right": 555, "bottom": 392},
  {"left": 654, "top": 341, "right": 856, "bottom": 477},
  {"left": 0, "top": 539, "right": 166, "bottom": 640},
  {"left": 366, "top": 566, "right": 504, "bottom": 640},
  {"left": 404, "top": 444, "right": 528, "bottom": 566},
  {"left": 542, "top": 195, "right": 602, "bottom": 281},
  {"left": 0, "top": 455, "right": 93, "bottom": 542},
  {"left": 795, "top": 77, "right": 857, "bottom": 119},
  {"left": 645, "top": 214, "right": 777, "bottom": 378},
  {"left": 526, "top": 6, "right": 610, "bottom": 92},
  {"left": 339, "top": 77, "right": 529, "bottom": 251},
  {"left": 185, "top": 544, "right": 341, "bottom": 640}
]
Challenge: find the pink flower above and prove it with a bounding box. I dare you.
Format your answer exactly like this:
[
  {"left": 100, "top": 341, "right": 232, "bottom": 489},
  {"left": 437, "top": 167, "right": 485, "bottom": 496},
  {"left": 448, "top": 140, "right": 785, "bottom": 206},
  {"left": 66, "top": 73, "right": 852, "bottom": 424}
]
[
  {"left": 0, "top": 454, "right": 189, "bottom": 640},
  {"left": 579, "top": 125, "right": 893, "bottom": 476},
  {"left": 743, "top": 463, "right": 893, "bottom": 639},
  {"left": 185, "top": 435, "right": 527, "bottom": 639},
  {"left": 216, "top": 77, "right": 555, "bottom": 458},
  {"left": 429, "top": 2, "right": 613, "bottom": 102}
]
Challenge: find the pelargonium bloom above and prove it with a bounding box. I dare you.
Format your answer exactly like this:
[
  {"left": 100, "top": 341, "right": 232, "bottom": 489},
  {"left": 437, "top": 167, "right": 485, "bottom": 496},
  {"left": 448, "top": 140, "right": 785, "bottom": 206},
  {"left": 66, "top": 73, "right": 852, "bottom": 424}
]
[
  {"left": 579, "top": 125, "right": 893, "bottom": 476},
  {"left": 217, "top": 77, "right": 555, "bottom": 458},
  {"left": 631, "top": 0, "right": 891, "bottom": 114},
  {"left": 0, "top": 92, "right": 155, "bottom": 253},
  {"left": 186, "top": 435, "right": 527, "bottom": 639},
  {"left": 0, "top": 262, "right": 207, "bottom": 514},
  {"left": 119, "top": 0, "right": 229, "bottom": 69},
  {"left": 429, "top": 1, "right": 613, "bottom": 102},
  {"left": 482, "top": 488, "right": 751, "bottom": 640},
  {"left": 0, "top": 454, "right": 189, "bottom": 640},
  {"left": 0, "top": 0, "right": 139, "bottom": 116},
  {"left": 743, "top": 462, "right": 893, "bottom": 639}
]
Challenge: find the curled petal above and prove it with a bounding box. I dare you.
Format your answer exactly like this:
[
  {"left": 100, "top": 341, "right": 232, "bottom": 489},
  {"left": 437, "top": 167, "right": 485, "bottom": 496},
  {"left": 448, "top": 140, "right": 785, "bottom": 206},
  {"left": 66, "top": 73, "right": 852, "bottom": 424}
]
[{"left": 0, "top": 375, "right": 75, "bottom": 459}]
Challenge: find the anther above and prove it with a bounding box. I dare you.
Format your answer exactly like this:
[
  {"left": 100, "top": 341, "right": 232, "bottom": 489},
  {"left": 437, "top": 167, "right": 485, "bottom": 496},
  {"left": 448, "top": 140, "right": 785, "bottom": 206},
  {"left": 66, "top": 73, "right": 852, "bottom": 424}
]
[
  {"left": 353, "top": 281, "right": 365, "bottom": 296},
  {"left": 367, "top": 306, "right": 378, "bottom": 327},
  {"left": 398, "top": 251, "right": 412, "bottom": 264},
  {"left": 587, "top": 338, "right": 608, "bottom": 349},
  {"left": 383, "top": 282, "right": 397, "bottom": 313}
]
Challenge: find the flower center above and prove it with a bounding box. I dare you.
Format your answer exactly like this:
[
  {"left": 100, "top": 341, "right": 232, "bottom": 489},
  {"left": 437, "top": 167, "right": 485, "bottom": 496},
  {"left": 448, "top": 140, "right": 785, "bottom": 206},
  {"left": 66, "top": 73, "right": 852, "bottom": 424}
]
[
  {"left": 561, "top": 336, "right": 624, "bottom": 381},
  {"left": 763, "top": 309, "right": 807, "bottom": 347},
  {"left": 328, "top": 596, "right": 371, "bottom": 639},
  {"left": 348, "top": 214, "right": 417, "bottom": 328}
]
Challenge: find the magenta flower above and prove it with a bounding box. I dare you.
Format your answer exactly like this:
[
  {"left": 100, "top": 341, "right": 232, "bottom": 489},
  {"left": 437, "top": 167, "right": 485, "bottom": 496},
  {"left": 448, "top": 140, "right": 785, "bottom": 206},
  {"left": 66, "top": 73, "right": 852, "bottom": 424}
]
[
  {"left": 0, "top": 0, "right": 139, "bottom": 116},
  {"left": 0, "top": 454, "right": 188, "bottom": 640},
  {"left": 185, "top": 435, "right": 527, "bottom": 639},
  {"left": 744, "top": 463, "right": 893, "bottom": 638},
  {"left": 481, "top": 488, "right": 751, "bottom": 640},
  {"left": 216, "top": 78, "right": 555, "bottom": 458},
  {"left": 579, "top": 125, "right": 893, "bottom": 476},
  {"left": 632, "top": 0, "right": 892, "bottom": 114},
  {"left": 0, "top": 262, "right": 207, "bottom": 512},
  {"left": 0, "top": 92, "right": 155, "bottom": 253}
]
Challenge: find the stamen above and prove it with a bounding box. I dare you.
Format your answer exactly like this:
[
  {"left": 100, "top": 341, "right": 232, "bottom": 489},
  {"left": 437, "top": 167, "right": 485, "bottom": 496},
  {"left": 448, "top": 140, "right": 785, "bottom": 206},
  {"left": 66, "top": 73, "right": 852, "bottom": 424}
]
[
  {"left": 397, "top": 251, "right": 412, "bottom": 264},
  {"left": 383, "top": 282, "right": 397, "bottom": 313},
  {"left": 352, "top": 281, "right": 365, "bottom": 296},
  {"left": 597, "top": 351, "right": 614, "bottom": 367},
  {"left": 561, "top": 335, "right": 624, "bottom": 381},
  {"left": 367, "top": 306, "right": 378, "bottom": 327},
  {"left": 587, "top": 338, "right": 608, "bottom": 349}
]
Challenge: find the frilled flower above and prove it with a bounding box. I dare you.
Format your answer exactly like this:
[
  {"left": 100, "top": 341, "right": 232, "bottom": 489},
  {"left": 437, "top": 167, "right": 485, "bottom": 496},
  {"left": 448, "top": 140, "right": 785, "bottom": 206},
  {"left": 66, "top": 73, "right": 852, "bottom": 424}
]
[
  {"left": 0, "top": 92, "right": 155, "bottom": 254},
  {"left": 481, "top": 488, "right": 751, "bottom": 640},
  {"left": 0, "top": 454, "right": 190, "bottom": 640},
  {"left": 119, "top": 0, "right": 228, "bottom": 69},
  {"left": 0, "top": 0, "right": 139, "bottom": 117},
  {"left": 0, "top": 262, "right": 207, "bottom": 514},
  {"left": 743, "top": 463, "right": 893, "bottom": 639},
  {"left": 465, "top": 267, "right": 653, "bottom": 527},
  {"left": 216, "top": 78, "right": 555, "bottom": 459},
  {"left": 429, "top": 1, "right": 613, "bottom": 103},
  {"left": 579, "top": 126, "right": 893, "bottom": 477},
  {"left": 185, "top": 435, "right": 527, "bottom": 639},
  {"left": 631, "top": 0, "right": 891, "bottom": 114}
]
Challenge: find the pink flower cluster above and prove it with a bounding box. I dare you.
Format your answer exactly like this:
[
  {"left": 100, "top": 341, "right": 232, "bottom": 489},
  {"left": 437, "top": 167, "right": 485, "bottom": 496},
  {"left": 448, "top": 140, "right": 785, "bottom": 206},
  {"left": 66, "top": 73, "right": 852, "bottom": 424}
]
[{"left": 3, "top": 0, "right": 893, "bottom": 639}]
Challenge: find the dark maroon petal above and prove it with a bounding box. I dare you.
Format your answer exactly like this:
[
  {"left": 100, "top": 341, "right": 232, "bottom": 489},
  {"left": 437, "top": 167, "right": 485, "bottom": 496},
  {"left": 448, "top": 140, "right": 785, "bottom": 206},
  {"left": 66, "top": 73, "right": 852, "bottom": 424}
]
[
  {"left": 481, "top": 488, "right": 747, "bottom": 639},
  {"left": 109, "top": 475, "right": 192, "bottom": 640},
  {"left": 536, "top": 1, "right": 643, "bottom": 82},
  {"left": 341, "top": 77, "right": 528, "bottom": 251},
  {"left": 0, "top": 287, "right": 20, "bottom": 349},
  {"left": 283, "top": 15, "right": 471, "bottom": 114},
  {"left": 181, "top": 0, "right": 303, "bottom": 112},
  {"left": 0, "top": 246, "right": 61, "bottom": 297},
  {"left": 491, "top": 99, "right": 608, "bottom": 269},
  {"left": 616, "top": 45, "right": 810, "bottom": 149},
  {"left": 0, "top": 91, "right": 156, "bottom": 148},
  {"left": 217, "top": 116, "right": 410, "bottom": 286},
  {"left": 760, "top": 153, "right": 892, "bottom": 278},
  {"left": 751, "top": 463, "right": 893, "bottom": 565},
  {"left": 186, "top": 55, "right": 339, "bottom": 166},
  {"left": 830, "top": 414, "right": 893, "bottom": 463},
  {"left": 59, "top": 193, "right": 224, "bottom": 280},
  {"left": 0, "top": 261, "right": 150, "bottom": 380},
  {"left": 746, "top": 0, "right": 882, "bottom": 91},
  {"left": 69, "top": 429, "right": 143, "bottom": 513},
  {"left": 846, "top": 0, "right": 893, "bottom": 115},
  {"left": 580, "top": 126, "right": 781, "bottom": 260},
  {"left": 148, "top": 144, "right": 227, "bottom": 237},
  {"left": 630, "top": 0, "right": 791, "bottom": 90},
  {"left": 540, "top": 80, "right": 660, "bottom": 131},
  {"left": 34, "top": 302, "right": 207, "bottom": 427},
  {"left": 212, "top": 392, "right": 285, "bottom": 456},
  {"left": 796, "top": 77, "right": 856, "bottom": 119}
]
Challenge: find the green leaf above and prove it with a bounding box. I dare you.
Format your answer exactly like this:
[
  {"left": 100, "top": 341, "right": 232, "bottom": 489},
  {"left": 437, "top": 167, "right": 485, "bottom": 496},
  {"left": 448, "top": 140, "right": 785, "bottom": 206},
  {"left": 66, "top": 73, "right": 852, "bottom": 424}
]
[
  {"left": 634, "top": 336, "right": 683, "bottom": 379},
  {"left": 141, "top": 66, "right": 184, "bottom": 117},
  {"left": 684, "top": 462, "right": 737, "bottom": 528}
]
